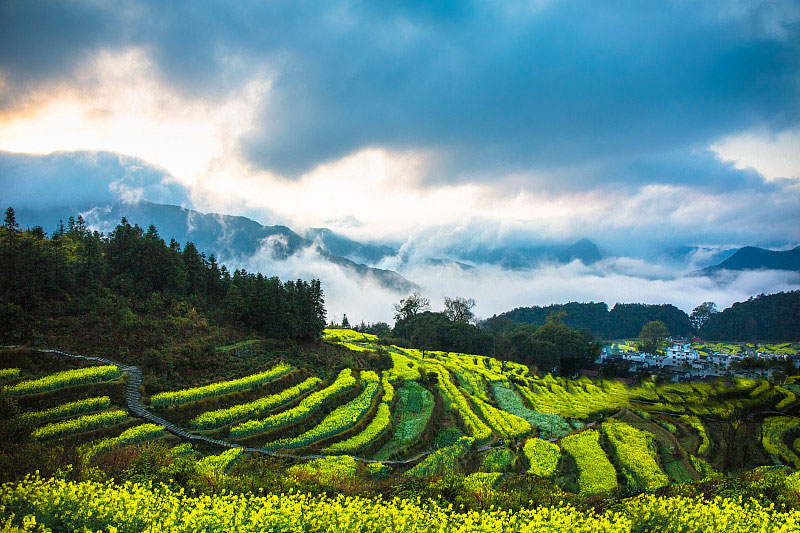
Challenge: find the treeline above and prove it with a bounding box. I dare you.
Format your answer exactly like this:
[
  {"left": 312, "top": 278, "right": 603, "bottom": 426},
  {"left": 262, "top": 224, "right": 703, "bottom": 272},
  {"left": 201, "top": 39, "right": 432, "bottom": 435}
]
[
  {"left": 486, "top": 302, "right": 695, "bottom": 339},
  {"left": 356, "top": 295, "right": 601, "bottom": 376},
  {"left": 353, "top": 290, "right": 800, "bottom": 375},
  {"left": 700, "top": 291, "right": 800, "bottom": 341},
  {"left": 485, "top": 292, "right": 800, "bottom": 342},
  {"left": 0, "top": 208, "right": 326, "bottom": 343}
]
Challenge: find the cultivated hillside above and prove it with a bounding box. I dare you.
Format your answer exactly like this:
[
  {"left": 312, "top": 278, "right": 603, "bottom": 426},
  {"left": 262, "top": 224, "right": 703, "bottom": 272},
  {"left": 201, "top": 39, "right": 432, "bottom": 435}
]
[{"left": 4, "top": 328, "right": 800, "bottom": 532}]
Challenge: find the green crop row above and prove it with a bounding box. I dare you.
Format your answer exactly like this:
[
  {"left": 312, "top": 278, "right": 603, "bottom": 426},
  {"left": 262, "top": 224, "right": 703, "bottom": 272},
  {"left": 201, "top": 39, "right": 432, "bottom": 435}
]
[
  {"left": 31, "top": 409, "right": 128, "bottom": 441},
  {"left": 775, "top": 386, "right": 798, "bottom": 410},
  {"left": 389, "top": 381, "right": 435, "bottom": 445},
  {"left": 323, "top": 373, "right": 395, "bottom": 454},
  {"left": 168, "top": 443, "right": 194, "bottom": 457},
  {"left": 265, "top": 372, "right": 382, "bottom": 452},
  {"left": 515, "top": 375, "right": 630, "bottom": 419},
  {"left": 749, "top": 380, "right": 771, "bottom": 398},
  {"left": 469, "top": 394, "right": 531, "bottom": 440},
  {"left": 0, "top": 368, "right": 20, "bottom": 382},
  {"left": 680, "top": 415, "right": 711, "bottom": 456},
  {"left": 382, "top": 347, "right": 421, "bottom": 381},
  {"left": 323, "top": 403, "right": 391, "bottom": 455},
  {"left": 322, "top": 329, "right": 379, "bottom": 343},
  {"left": 20, "top": 396, "right": 111, "bottom": 426},
  {"left": 762, "top": 416, "right": 800, "bottom": 468},
  {"left": 478, "top": 448, "right": 515, "bottom": 473},
  {"left": 511, "top": 384, "right": 575, "bottom": 438},
  {"left": 83, "top": 423, "right": 166, "bottom": 461},
  {"left": 523, "top": 437, "right": 560, "bottom": 479},
  {"left": 4, "top": 365, "right": 120, "bottom": 396},
  {"left": 405, "top": 436, "right": 474, "bottom": 478},
  {"left": 288, "top": 455, "right": 390, "bottom": 485},
  {"left": 196, "top": 449, "right": 244, "bottom": 476},
  {"left": 450, "top": 364, "right": 491, "bottom": 402},
  {"left": 190, "top": 377, "right": 322, "bottom": 430},
  {"left": 425, "top": 363, "right": 491, "bottom": 442},
  {"left": 150, "top": 362, "right": 293, "bottom": 407},
  {"left": 492, "top": 382, "right": 558, "bottom": 432},
  {"left": 229, "top": 369, "right": 357, "bottom": 440}
]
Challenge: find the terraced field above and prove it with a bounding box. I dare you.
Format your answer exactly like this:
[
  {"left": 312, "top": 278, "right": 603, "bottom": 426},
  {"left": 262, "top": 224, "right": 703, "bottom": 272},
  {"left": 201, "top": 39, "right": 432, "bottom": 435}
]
[{"left": 3, "top": 330, "right": 800, "bottom": 498}]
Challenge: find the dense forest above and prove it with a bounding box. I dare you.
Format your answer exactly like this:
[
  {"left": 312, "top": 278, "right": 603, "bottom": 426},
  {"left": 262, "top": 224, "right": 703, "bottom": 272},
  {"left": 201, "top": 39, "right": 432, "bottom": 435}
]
[
  {"left": 700, "top": 291, "right": 800, "bottom": 341},
  {"left": 486, "top": 302, "right": 694, "bottom": 339},
  {"left": 0, "top": 208, "right": 326, "bottom": 349},
  {"left": 486, "top": 294, "right": 800, "bottom": 342}
]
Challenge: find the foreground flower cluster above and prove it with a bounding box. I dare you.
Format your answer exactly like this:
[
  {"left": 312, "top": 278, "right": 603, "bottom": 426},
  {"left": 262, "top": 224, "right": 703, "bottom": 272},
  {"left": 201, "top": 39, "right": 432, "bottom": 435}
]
[{"left": 4, "top": 476, "right": 800, "bottom": 532}]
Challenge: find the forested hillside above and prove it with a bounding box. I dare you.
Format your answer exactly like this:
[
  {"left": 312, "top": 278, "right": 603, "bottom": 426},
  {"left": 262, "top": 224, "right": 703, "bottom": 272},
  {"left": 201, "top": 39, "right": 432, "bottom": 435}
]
[
  {"left": 487, "top": 302, "right": 694, "bottom": 339},
  {"left": 700, "top": 291, "right": 800, "bottom": 341},
  {"left": 0, "top": 208, "right": 326, "bottom": 351},
  {"left": 488, "top": 296, "right": 799, "bottom": 342}
]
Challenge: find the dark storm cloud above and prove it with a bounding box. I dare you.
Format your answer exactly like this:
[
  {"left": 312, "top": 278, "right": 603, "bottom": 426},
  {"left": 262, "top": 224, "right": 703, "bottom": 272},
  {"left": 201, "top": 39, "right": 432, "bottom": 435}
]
[
  {"left": 596, "top": 150, "right": 783, "bottom": 194},
  {"left": 1, "top": 0, "right": 798, "bottom": 185},
  {"left": 0, "top": 1, "right": 127, "bottom": 105}
]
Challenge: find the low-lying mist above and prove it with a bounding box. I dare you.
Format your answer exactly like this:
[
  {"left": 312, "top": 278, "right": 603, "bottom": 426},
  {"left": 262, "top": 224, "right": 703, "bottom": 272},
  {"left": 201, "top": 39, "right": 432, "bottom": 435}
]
[{"left": 238, "top": 238, "right": 800, "bottom": 326}]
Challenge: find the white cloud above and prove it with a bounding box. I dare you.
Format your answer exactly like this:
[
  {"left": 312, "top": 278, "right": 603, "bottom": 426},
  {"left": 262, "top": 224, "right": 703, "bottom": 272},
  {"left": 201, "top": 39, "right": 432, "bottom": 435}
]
[
  {"left": 711, "top": 127, "right": 800, "bottom": 180},
  {"left": 397, "top": 259, "right": 800, "bottom": 324},
  {"left": 108, "top": 181, "right": 144, "bottom": 203},
  {"left": 239, "top": 240, "right": 402, "bottom": 325},
  {"left": 223, "top": 233, "right": 800, "bottom": 325},
  {"left": 1, "top": 46, "right": 798, "bottom": 267}
]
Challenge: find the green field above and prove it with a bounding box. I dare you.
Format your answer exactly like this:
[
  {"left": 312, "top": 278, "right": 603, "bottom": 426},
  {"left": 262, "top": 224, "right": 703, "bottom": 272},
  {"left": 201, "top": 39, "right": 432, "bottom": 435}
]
[{"left": 3, "top": 331, "right": 800, "bottom": 531}]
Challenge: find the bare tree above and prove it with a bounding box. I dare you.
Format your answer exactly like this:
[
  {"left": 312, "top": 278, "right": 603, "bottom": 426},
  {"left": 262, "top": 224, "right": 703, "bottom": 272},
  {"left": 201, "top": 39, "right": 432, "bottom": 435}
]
[
  {"left": 393, "top": 291, "right": 430, "bottom": 321},
  {"left": 444, "top": 296, "right": 477, "bottom": 323}
]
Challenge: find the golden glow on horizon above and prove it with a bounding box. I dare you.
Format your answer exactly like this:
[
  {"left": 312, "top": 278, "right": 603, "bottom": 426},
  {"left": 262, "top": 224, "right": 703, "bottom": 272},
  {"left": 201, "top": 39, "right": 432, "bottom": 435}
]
[{"left": 0, "top": 48, "right": 270, "bottom": 187}]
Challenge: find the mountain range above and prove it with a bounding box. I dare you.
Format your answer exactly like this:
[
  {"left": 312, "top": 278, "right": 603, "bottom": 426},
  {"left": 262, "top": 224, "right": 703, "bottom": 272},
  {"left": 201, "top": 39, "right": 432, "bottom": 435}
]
[
  {"left": 13, "top": 199, "right": 799, "bottom": 294},
  {"left": 15, "top": 201, "right": 417, "bottom": 293},
  {"left": 700, "top": 246, "right": 800, "bottom": 274}
]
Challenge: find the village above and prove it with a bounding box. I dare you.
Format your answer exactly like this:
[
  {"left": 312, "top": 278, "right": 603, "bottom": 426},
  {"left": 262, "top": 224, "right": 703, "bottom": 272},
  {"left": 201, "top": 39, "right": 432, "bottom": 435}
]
[{"left": 599, "top": 340, "right": 800, "bottom": 382}]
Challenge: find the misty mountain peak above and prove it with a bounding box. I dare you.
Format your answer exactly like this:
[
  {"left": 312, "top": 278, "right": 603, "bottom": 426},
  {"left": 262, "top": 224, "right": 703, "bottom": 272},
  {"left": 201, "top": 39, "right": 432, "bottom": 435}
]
[{"left": 557, "top": 238, "right": 603, "bottom": 265}]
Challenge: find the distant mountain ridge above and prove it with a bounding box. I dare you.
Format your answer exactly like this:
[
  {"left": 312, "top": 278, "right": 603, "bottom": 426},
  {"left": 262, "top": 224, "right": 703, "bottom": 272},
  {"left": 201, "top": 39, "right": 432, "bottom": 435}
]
[
  {"left": 557, "top": 238, "right": 603, "bottom": 265},
  {"left": 304, "top": 227, "right": 397, "bottom": 265},
  {"left": 445, "top": 238, "right": 604, "bottom": 269},
  {"left": 15, "top": 201, "right": 418, "bottom": 293},
  {"left": 700, "top": 245, "right": 800, "bottom": 275}
]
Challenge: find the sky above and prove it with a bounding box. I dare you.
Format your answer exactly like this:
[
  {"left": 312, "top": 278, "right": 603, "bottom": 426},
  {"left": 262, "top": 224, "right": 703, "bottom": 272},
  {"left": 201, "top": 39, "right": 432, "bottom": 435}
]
[{"left": 1, "top": 0, "right": 799, "bottom": 322}]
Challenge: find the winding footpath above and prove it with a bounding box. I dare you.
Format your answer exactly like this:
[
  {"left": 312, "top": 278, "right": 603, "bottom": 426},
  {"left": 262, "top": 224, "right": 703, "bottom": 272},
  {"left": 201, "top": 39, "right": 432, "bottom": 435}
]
[{"left": 3, "top": 346, "right": 519, "bottom": 466}]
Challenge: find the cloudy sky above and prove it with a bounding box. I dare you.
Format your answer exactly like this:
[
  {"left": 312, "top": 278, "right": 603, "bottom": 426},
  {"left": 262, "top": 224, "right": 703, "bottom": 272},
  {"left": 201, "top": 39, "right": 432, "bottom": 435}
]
[{"left": 1, "top": 0, "right": 799, "bottom": 321}]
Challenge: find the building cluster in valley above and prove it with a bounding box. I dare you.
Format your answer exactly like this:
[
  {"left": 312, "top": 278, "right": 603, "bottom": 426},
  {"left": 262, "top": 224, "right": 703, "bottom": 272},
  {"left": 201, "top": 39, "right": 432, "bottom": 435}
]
[{"left": 599, "top": 340, "right": 800, "bottom": 381}]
